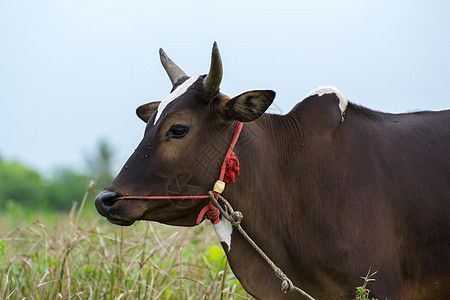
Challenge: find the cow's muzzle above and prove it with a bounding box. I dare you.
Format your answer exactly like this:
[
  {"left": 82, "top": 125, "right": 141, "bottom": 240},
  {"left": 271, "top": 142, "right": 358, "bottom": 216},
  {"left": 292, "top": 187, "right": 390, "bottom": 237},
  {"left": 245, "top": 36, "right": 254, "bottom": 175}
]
[
  {"left": 95, "top": 190, "right": 135, "bottom": 226},
  {"left": 95, "top": 190, "right": 118, "bottom": 215}
]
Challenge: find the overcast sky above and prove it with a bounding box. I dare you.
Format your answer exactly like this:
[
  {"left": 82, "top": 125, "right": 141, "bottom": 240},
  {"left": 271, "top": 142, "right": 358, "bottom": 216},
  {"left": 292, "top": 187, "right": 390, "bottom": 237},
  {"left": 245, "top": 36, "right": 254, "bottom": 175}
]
[{"left": 1, "top": 0, "right": 449, "bottom": 176}]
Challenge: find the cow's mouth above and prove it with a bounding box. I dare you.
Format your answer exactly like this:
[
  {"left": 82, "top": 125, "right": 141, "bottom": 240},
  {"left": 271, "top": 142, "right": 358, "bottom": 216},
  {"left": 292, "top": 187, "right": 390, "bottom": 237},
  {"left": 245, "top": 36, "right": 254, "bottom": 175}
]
[{"left": 95, "top": 190, "right": 208, "bottom": 226}]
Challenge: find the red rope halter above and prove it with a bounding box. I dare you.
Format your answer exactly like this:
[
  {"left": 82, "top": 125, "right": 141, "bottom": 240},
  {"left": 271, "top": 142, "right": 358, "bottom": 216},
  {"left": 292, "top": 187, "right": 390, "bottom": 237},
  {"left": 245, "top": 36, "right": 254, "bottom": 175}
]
[
  {"left": 115, "top": 121, "right": 244, "bottom": 225},
  {"left": 196, "top": 121, "right": 243, "bottom": 224}
]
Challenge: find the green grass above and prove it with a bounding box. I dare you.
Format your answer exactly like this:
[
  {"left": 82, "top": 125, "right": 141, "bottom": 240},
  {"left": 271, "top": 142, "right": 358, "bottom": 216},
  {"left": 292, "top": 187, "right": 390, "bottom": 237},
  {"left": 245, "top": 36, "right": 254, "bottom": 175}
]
[
  {"left": 0, "top": 190, "right": 251, "bottom": 299},
  {"left": 1, "top": 187, "right": 380, "bottom": 300},
  {"left": 354, "top": 269, "right": 378, "bottom": 300}
]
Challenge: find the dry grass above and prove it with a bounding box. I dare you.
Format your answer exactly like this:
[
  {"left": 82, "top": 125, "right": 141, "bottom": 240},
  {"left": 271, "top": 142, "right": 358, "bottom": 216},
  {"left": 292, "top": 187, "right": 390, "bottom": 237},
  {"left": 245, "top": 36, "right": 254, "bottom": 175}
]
[{"left": 0, "top": 190, "right": 251, "bottom": 299}]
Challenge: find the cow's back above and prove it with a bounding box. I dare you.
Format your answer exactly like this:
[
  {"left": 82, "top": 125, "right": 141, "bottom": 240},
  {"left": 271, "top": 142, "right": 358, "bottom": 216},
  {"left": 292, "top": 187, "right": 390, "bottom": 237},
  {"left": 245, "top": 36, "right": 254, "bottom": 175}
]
[
  {"left": 337, "top": 105, "right": 450, "bottom": 298},
  {"left": 276, "top": 94, "right": 450, "bottom": 298}
]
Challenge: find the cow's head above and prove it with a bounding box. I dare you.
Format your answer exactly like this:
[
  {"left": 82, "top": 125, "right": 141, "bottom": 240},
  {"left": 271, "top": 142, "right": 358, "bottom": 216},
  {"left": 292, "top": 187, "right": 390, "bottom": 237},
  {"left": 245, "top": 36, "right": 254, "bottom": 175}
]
[{"left": 95, "top": 42, "right": 275, "bottom": 226}]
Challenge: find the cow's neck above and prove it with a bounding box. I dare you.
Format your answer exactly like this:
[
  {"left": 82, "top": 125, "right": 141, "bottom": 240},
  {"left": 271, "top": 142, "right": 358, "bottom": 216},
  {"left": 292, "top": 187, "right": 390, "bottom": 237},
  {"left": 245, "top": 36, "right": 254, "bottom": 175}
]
[
  {"left": 225, "top": 113, "right": 306, "bottom": 239},
  {"left": 213, "top": 114, "right": 311, "bottom": 298}
]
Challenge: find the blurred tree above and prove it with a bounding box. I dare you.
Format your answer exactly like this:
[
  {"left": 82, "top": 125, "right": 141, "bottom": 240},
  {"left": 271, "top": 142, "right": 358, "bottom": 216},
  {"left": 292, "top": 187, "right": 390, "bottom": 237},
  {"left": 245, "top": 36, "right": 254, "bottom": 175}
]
[
  {"left": 0, "top": 158, "right": 45, "bottom": 208},
  {"left": 0, "top": 139, "right": 116, "bottom": 212},
  {"left": 44, "top": 168, "right": 89, "bottom": 211},
  {"left": 85, "top": 139, "right": 115, "bottom": 192}
]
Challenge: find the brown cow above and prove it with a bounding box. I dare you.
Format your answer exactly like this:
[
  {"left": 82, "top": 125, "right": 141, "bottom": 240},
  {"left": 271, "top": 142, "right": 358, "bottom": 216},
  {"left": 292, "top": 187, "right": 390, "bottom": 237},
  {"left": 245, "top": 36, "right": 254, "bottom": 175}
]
[{"left": 95, "top": 42, "right": 450, "bottom": 299}]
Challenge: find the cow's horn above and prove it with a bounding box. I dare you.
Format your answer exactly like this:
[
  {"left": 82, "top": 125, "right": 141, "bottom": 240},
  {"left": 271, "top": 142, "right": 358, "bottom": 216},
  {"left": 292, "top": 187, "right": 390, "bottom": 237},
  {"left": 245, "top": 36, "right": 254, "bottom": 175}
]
[
  {"left": 203, "top": 41, "right": 223, "bottom": 94},
  {"left": 159, "top": 48, "right": 187, "bottom": 85}
]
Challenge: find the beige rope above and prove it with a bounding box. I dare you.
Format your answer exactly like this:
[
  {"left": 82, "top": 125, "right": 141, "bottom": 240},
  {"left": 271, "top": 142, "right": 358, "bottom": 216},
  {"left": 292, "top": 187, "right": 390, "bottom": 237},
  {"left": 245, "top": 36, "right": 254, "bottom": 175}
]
[{"left": 208, "top": 191, "right": 315, "bottom": 300}]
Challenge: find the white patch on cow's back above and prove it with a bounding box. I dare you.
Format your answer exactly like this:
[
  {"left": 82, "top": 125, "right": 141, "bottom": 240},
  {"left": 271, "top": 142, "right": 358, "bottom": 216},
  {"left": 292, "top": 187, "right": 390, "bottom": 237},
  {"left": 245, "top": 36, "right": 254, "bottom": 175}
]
[
  {"left": 305, "top": 86, "right": 348, "bottom": 116},
  {"left": 153, "top": 76, "right": 200, "bottom": 125},
  {"left": 212, "top": 218, "right": 233, "bottom": 250}
]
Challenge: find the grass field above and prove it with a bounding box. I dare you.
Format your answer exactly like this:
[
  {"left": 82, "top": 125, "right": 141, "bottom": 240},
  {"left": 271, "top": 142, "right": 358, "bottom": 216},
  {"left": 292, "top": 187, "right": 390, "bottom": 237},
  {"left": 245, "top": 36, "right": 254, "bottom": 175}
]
[
  {"left": 0, "top": 190, "right": 251, "bottom": 299},
  {"left": 0, "top": 188, "right": 377, "bottom": 300}
]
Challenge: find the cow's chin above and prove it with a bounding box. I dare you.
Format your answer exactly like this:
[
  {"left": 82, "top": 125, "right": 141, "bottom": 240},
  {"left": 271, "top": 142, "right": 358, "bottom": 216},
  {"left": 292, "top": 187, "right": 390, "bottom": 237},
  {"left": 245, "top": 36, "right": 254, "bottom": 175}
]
[
  {"left": 107, "top": 217, "right": 136, "bottom": 226},
  {"left": 107, "top": 198, "right": 206, "bottom": 227}
]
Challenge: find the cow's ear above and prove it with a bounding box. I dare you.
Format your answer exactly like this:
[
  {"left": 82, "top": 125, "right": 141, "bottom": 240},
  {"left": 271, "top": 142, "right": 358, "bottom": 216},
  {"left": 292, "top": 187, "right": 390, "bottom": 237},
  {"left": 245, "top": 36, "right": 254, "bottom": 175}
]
[
  {"left": 136, "top": 101, "right": 161, "bottom": 123},
  {"left": 224, "top": 90, "right": 276, "bottom": 122}
]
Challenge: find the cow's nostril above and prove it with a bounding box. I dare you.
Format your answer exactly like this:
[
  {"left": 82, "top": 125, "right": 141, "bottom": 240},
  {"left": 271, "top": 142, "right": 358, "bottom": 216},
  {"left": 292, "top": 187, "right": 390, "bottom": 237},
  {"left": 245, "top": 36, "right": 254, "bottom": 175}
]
[
  {"left": 95, "top": 190, "right": 119, "bottom": 214},
  {"left": 103, "top": 198, "right": 118, "bottom": 208}
]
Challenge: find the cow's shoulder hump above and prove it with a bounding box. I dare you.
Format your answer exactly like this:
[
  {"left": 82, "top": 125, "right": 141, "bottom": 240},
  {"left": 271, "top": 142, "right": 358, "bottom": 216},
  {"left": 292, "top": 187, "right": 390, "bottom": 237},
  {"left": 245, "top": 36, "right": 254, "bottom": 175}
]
[
  {"left": 289, "top": 86, "right": 349, "bottom": 132},
  {"left": 305, "top": 86, "right": 348, "bottom": 115}
]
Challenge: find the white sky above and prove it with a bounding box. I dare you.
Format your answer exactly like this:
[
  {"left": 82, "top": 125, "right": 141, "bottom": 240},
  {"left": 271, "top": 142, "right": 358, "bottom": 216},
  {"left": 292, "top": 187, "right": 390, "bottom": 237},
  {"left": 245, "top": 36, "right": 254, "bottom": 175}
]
[{"left": 1, "top": 0, "right": 449, "bottom": 175}]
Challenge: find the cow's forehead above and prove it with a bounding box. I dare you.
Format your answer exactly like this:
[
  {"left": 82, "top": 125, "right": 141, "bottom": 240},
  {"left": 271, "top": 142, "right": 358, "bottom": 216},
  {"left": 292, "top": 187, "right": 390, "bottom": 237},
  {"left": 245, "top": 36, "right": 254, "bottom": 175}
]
[{"left": 153, "top": 76, "right": 200, "bottom": 125}]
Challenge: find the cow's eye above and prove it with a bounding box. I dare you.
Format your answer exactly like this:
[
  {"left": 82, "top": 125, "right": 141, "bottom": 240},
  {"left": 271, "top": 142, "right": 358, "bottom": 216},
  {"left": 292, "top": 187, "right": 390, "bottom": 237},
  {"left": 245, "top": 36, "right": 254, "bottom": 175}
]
[{"left": 166, "top": 124, "right": 189, "bottom": 139}]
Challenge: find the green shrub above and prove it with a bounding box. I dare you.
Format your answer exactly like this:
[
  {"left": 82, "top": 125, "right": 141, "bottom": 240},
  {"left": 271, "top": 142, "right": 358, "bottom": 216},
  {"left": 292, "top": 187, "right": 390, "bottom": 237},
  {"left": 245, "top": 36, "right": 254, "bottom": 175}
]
[
  {"left": 355, "top": 269, "right": 378, "bottom": 300},
  {"left": 0, "top": 159, "right": 44, "bottom": 208}
]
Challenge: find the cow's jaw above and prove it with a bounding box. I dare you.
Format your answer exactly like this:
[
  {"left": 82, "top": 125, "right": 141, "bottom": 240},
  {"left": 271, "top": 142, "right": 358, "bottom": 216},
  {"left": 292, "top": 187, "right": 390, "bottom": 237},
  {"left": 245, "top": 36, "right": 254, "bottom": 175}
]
[{"left": 95, "top": 189, "right": 209, "bottom": 227}]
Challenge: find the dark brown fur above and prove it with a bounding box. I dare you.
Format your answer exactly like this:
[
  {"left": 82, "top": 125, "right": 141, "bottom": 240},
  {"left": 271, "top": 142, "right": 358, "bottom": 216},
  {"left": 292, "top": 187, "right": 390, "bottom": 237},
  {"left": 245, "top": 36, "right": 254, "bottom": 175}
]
[
  {"left": 223, "top": 96, "right": 450, "bottom": 299},
  {"left": 96, "top": 79, "right": 450, "bottom": 299}
]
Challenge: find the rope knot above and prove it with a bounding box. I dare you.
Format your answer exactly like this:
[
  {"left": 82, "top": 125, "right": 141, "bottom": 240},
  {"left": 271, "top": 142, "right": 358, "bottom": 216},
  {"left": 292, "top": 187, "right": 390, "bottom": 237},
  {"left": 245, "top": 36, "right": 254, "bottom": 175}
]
[
  {"left": 206, "top": 203, "right": 220, "bottom": 220},
  {"left": 224, "top": 151, "right": 240, "bottom": 183},
  {"left": 230, "top": 211, "right": 243, "bottom": 225},
  {"left": 196, "top": 199, "right": 220, "bottom": 225},
  {"left": 274, "top": 267, "right": 294, "bottom": 293},
  {"left": 281, "top": 279, "right": 294, "bottom": 293}
]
